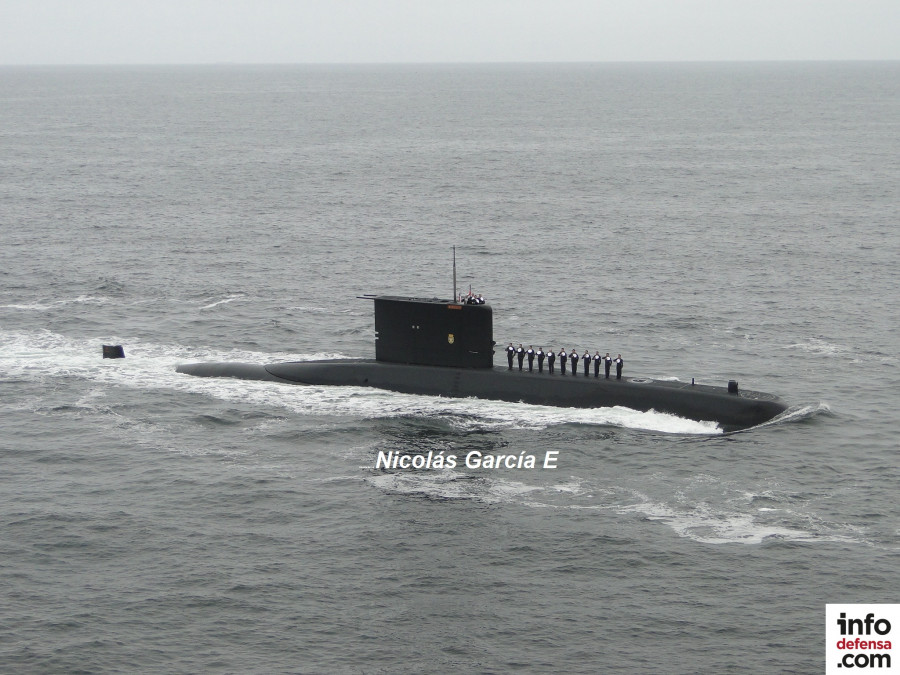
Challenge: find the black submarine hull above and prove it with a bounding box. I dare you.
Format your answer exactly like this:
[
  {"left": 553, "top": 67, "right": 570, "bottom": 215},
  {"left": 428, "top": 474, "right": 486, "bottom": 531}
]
[{"left": 176, "top": 359, "right": 788, "bottom": 432}]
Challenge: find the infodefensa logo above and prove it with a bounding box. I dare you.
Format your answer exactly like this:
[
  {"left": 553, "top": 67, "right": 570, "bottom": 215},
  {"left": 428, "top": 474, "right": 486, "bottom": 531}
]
[{"left": 827, "top": 605, "right": 898, "bottom": 673}]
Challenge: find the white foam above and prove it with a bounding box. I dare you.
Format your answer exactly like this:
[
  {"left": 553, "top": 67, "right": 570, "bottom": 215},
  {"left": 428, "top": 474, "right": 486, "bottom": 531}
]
[
  {"left": 0, "top": 295, "right": 110, "bottom": 312},
  {"left": 618, "top": 500, "right": 815, "bottom": 544},
  {"left": 359, "top": 458, "right": 876, "bottom": 548},
  {"left": 744, "top": 402, "right": 830, "bottom": 431},
  {"left": 616, "top": 488, "right": 865, "bottom": 546},
  {"left": 0, "top": 303, "right": 55, "bottom": 311},
  {"left": 367, "top": 469, "right": 499, "bottom": 501},
  {"left": 198, "top": 294, "right": 245, "bottom": 310},
  {"left": 782, "top": 338, "right": 849, "bottom": 356},
  {"left": 0, "top": 328, "right": 722, "bottom": 435},
  {"left": 365, "top": 470, "right": 594, "bottom": 508}
]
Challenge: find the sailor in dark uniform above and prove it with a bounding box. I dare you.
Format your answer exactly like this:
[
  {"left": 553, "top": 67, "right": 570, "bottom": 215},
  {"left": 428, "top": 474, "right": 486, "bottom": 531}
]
[
  {"left": 506, "top": 343, "right": 515, "bottom": 370},
  {"left": 582, "top": 351, "right": 591, "bottom": 376},
  {"left": 604, "top": 353, "right": 612, "bottom": 378},
  {"left": 516, "top": 344, "right": 525, "bottom": 371},
  {"left": 593, "top": 351, "right": 602, "bottom": 377},
  {"left": 547, "top": 349, "right": 555, "bottom": 374},
  {"left": 615, "top": 354, "right": 624, "bottom": 380},
  {"left": 536, "top": 347, "right": 545, "bottom": 373},
  {"left": 526, "top": 346, "right": 535, "bottom": 372},
  {"left": 559, "top": 348, "right": 567, "bottom": 375},
  {"left": 570, "top": 350, "right": 579, "bottom": 376}
]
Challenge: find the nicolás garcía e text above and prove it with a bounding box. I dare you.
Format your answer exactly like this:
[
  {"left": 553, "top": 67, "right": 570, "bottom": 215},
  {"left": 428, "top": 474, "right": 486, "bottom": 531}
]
[{"left": 375, "top": 450, "right": 559, "bottom": 470}]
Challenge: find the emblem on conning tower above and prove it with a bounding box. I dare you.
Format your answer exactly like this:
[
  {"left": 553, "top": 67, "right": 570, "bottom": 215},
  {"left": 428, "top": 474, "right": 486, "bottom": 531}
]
[{"left": 448, "top": 333, "right": 455, "bottom": 344}]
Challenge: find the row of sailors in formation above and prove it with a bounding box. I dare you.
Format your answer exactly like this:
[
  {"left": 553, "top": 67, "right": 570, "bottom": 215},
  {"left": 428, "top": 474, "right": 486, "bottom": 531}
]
[{"left": 505, "top": 344, "right": 624, "bottom": 379}]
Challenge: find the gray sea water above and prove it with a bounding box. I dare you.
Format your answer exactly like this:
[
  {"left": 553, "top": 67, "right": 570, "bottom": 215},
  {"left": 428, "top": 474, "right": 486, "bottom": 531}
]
[{"left": 1, "top": 62, "right": 898, "bottom": 673}]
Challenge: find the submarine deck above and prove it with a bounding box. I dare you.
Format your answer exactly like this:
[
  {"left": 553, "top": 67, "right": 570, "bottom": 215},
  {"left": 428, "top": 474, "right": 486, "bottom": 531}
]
[{"left": 176, "top": 358, "right": 787, "bottom": 432}]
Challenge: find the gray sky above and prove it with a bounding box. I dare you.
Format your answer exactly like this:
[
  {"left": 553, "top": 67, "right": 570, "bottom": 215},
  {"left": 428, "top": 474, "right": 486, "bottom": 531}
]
[{"left": 2, "top": 0, "right": 898, "bottom": 65}]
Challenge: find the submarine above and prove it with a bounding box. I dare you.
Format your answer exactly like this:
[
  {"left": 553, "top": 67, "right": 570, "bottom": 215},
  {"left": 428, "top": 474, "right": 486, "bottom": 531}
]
[{"left": 176, "top": 293, "right": 788, "bottom": 432}]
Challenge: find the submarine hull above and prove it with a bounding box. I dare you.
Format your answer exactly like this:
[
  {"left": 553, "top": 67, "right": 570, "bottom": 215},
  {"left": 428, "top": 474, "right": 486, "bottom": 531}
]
[{"left": 176, "top": 359, "right": 787, "bottom": 432}]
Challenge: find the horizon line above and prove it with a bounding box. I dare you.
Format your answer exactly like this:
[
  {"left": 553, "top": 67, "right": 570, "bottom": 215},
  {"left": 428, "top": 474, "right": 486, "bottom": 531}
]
[{"left": 2, "top": 58, "right": 898, "bottom": 68}]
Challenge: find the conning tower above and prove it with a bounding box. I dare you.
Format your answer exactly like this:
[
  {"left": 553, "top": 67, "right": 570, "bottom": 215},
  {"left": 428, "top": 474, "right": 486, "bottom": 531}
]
[{"left": 366, "top": 296, "right": 494, "bottom": 369}]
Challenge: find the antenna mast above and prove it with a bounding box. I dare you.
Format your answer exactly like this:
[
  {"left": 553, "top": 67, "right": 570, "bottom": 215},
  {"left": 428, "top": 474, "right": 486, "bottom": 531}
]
[{"left": 452, "top": 246, "right": 457, "bottom": 302}]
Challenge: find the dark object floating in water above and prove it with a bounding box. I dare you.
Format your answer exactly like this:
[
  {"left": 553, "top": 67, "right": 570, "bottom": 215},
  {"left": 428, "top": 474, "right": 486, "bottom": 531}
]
[
  {"left": 103, "top": 345, "right": 125, "bottom": 359},
  {"left": 176, "top": 295, "right": 787, "bottom": 432}
]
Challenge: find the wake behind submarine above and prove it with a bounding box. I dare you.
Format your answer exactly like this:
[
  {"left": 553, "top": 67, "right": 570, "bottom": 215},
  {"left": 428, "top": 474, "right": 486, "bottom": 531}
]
[{"left": 176, "top": 293, "right": 788, "bottom": 432}]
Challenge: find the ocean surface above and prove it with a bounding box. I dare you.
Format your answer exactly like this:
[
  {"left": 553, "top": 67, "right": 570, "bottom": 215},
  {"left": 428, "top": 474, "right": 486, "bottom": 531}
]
[{"left": 1, "top": 62, "right": 898, "bottom": 673}]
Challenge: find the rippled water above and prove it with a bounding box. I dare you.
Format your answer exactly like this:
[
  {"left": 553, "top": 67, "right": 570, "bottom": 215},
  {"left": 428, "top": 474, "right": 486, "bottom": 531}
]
[{"left": 1, "top": 63, "right": 898, "bottom": 673}]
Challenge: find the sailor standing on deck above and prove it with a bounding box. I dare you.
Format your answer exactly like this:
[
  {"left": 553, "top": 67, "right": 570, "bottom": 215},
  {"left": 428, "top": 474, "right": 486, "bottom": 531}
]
[
  {"left": 570, "top": 350, "right": 579, "bottom": 376},
  {"left": 559, "top": 348, "right": 567, "bottom": 375},
  {"left": 593, "top": 351, "right": 602, "bottom": 377},
  {"left": 582, "top": 351, "right": 591, "bottom": 376},
  {"left": 604, "top": 353, "right": 612, "bottom": 379},
  {"left": 547, "top": 349, "right": 555, "bottom": 373},
  {"left": 516, "top": 344, "right": 525, "bottom": 371},
  {"left": 526, "top": 346, "right": 535, "bottom": 372},
  {"left": 506, "top": 343, "right": 515, "bottom": 370},
  {"left": 537, "top": 347, "right": 545, "bottom": 373},
  {"left": 615, "top": 354, "right": 624, "bottom": 380}
]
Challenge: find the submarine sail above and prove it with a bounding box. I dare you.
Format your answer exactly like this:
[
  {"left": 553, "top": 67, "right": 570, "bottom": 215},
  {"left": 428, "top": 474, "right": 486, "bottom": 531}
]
[{"left": 370, "top": 295, "right": 493, "bottom": 369}]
